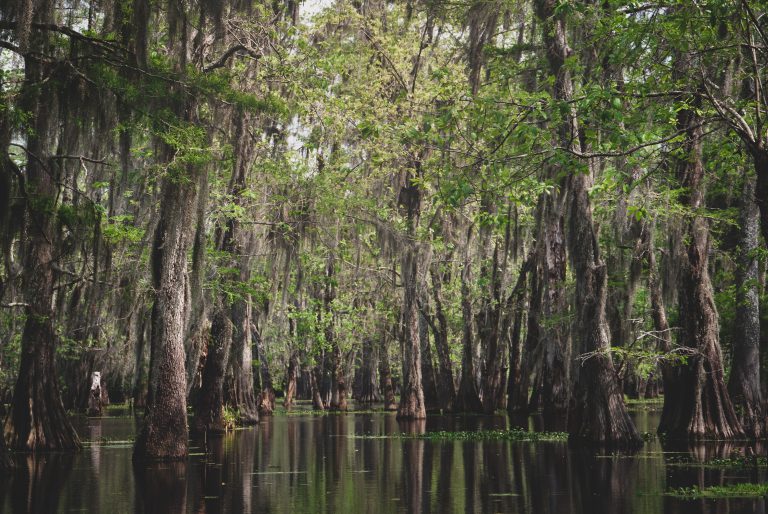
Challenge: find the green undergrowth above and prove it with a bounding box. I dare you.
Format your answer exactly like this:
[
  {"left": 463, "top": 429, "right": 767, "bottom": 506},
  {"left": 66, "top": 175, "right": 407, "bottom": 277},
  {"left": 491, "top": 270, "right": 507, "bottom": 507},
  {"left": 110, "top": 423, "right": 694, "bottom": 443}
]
[{"left": 668, "top": 482, "right": 768, "bottom": 499}]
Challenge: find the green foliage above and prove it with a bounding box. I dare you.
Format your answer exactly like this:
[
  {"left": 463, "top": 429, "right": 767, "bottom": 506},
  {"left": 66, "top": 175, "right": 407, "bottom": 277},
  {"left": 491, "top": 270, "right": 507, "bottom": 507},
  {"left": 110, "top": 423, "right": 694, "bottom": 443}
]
[{"left": 669, "top": 483, "right": 768, "bottom": 499}]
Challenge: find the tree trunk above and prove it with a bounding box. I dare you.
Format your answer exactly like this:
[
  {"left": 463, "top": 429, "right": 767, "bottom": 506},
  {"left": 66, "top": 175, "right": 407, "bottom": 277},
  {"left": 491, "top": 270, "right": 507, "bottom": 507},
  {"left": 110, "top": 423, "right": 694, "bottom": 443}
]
[
  {"left": 398, "top": 246, "right": 427, "bottom": 419},
  {"left": 506, "top": 256, "right": 532, "bottom": 414},
  {"left": 356, "top": 338, "right": 381, "bottom": 403},
  {"left": 192, "top": 302, "right": 232, "bottom": 433},
  {"left": 379, "top": 332, "right": 398, "bottom": 411},
  {"left": 728, "top": 174, "right": 763, "bottom": 438},
  {"left": 428, "top": 265, "right": 456, "bottom": 411},
  {"left": 396, "top": 164, "right": 427, "bottom": 420},
  {"left": 134, "top": 160, "right": 198, "bottom": 460},
  {"left": 310, "top": 364, "right": 326, "bottom": 410},
  {"left": 537, "top": 193, "right": 570, "bottom": 428},
  {"left": 329, "top": 346, "right": 348, "bottom": 411},
  {"left": 754, "top": 149, "right": 768, "bottom": 253},
  {"left": 87, "top": 372, "right": 105, "bottom": 417},
  {"left": 283, "top": 351, "right": 299, "bottom": 410},
  {"left": 533, "top": 0, "right": 640, "bottom": 446},
  {"left": 420, "top": 313, "right": 440, "bottom": 411},
  {"left": 228, "top": 295, "right": 259, "bottom": 424},
  {"left": 5, "top": 49, "right": 80, "bottom": 451},
  {"left": 455, "top": 229, "right": 483, "bottom": 413},
  {"left": 481, "top": 242, "right": 505, "bottom": 414},
  {"left": 657, "top": 71, "right": 743, "bottom": 440}
]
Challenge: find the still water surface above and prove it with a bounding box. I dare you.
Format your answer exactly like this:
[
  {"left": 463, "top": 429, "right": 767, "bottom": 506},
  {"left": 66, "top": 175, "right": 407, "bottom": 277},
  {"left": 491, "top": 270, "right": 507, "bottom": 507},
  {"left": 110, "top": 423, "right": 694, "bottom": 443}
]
[{"left": 1, "top": 403, "right": 766, "bottom": 513}]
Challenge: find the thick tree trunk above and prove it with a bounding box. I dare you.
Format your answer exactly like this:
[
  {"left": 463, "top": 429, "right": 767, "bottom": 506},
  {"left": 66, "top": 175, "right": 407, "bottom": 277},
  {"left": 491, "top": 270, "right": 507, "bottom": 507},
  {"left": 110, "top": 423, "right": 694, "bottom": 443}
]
[
  {"left": 192, "top": 302, "right": 232, "bottom": 433},
  {"left": 355, "top": 338, "right": 380, "bottom": 403},
  {"left": 228, "top": 295, "right": 259, "bottom": 424},
  {"left": 396, "top": 163, "right": 427, "bottom": 420},
  {"left": 329, "top": 346, "right": 348, "bottom": 411},
  {"left": 87, "top": 372, "right": 105, "bottom": 417},
  {"left": 658, "top": 78, "right": 743, "bottom": 440},
  {"left": 398, "top": 246, "right": 427, "bottom": 419},
  {"left": 134, "top": 163, "right": 197, "bottom": 460},
  {"left": 567, "top": 179, "right": 641, "bottom": 446},
  {"left": 754, "top": 150, "right": 768, "bottom": 252},
  {"left": 132, "top": 310, "right": 150, "bottom": 409},
  {"left": 533, "top": 0, "right": 640, "bottom": 446},
  {"left": 253, "top": 321, "right": 275, "bottom": 416},
  {"left": 537, "top": 194, "right": 570, "bottom": 428},
  {"left": 728, "top": 174, "right": 764, "bottom": 438},
  {"left": 5, "top": 51, "right": 80, "bottom": 451},
  {"left": 310, "top": 364, "right": 326, "bottom": 410},
  {"left": 283, "top": 351, "right": 299, "bottom": 410}
]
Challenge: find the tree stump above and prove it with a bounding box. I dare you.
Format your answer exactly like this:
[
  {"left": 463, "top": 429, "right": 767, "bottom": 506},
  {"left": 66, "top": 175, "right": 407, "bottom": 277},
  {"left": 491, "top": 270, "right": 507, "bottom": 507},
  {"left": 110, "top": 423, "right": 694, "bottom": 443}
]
[{"left": 87, "top": 372, "right": 104, "bottom": 416}]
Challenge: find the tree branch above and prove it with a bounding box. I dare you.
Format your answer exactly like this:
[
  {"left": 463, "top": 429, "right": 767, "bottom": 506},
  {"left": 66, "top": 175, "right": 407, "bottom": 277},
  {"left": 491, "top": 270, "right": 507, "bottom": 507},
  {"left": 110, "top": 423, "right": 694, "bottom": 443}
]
[{"left": 204, "top": 44, "right": 261, "bottom": 72}]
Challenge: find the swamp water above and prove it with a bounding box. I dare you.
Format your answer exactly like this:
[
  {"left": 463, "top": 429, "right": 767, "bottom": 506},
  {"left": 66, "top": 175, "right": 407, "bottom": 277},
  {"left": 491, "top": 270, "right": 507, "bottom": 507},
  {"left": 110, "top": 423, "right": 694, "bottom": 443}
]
[{"left": 1, "top": 402, "right": 766, "bottom": 513}]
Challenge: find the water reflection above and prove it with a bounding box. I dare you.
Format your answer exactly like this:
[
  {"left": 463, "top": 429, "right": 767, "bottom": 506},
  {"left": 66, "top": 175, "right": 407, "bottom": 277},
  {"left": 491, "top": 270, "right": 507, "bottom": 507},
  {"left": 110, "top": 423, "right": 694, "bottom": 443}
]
[
  {"left": 134, "top": 461, "right": 187, "bottom": 514},
  {"left": 1, "top": 407, "right": 767, "bottom": 513},
  {"left": 7, "top": 453, "right": 73, "bottom": 514}
]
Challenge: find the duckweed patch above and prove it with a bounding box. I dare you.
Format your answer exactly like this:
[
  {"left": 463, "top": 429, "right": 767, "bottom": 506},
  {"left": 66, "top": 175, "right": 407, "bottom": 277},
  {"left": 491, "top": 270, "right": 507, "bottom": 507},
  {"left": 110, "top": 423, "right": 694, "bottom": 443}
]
[
  {"left": 666, "top": 455, "right": 768, "bottom": 469},
  {"left": 352, "top": 429, "right": 568, "bottom": 442},
  {"left": 669, "top": 482, "right": 768, "bottom": 499}
]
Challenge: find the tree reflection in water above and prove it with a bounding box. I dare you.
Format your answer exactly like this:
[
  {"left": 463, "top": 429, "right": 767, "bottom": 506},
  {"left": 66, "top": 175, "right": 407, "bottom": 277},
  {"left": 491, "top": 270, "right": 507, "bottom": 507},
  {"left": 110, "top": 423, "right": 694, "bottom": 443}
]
[{"left": 2, "top": 409, "right": 768, "bottom": 513}]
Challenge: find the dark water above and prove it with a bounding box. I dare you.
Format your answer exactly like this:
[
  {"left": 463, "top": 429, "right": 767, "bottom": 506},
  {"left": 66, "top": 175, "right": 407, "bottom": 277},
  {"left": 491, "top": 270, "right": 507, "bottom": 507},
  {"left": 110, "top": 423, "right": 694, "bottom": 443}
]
[{"left": 1, "top": 404, "right": 767, "bottom": 513}]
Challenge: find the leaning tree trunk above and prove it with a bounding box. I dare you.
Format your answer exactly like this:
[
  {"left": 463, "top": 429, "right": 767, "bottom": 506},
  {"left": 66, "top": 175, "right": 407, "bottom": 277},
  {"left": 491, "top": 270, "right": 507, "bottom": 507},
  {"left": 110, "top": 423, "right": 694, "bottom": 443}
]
[
  {"left": 657, "top": 68, "right": 743, "bottom": 440},
  {"left": 533, "top": 0, "right": 640, "bottom": 447},
  {"left": 134, "top": 156, "right": 198, "bottom": 460},
  {"left": 5, "top": 48, "right": 81, "bottom": 451},
  {"left": 727, "top": 174, "right": 764, "bottom": 438}
]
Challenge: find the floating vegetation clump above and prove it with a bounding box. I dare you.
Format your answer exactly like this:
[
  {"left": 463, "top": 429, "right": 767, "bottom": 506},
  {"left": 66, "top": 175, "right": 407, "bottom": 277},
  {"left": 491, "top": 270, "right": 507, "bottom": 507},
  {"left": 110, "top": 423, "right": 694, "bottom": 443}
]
[
  {"left": 412, "top": 429, "right": 568, "bottom": 442},
  {"left": 666, "top": 455, "right": 768, "bottom": 469},
  {"left": 669, "top": 483, "right": 768, "bottom": 499},
  {"left": 352, "top": 429, "right": 567, "bottom": 442}
]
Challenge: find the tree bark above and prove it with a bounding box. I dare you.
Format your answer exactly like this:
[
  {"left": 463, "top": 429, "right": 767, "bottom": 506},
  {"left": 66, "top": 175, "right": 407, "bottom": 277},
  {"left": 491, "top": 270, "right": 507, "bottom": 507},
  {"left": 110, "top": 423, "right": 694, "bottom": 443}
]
[
  {"left": 283, "top": 351, "right": 299, "bottom": 410},
  {"left": 228, "top": 294, "right": 259, "bottom": 424},
  {"left": 455, "top": 228, "right": 483, "bottom": 413},
  {"left": 657, "top": 70, "right": 743, "bottom": 440},
  {"left": 5, "top": 47, "right": 81, "bottom": 451},
  {"left": 396, "top": 164, "right": 427, "bottom": 420},
  {"left": 133, "top": 159, "right": 197, "bottom": 460},
  {"left": 428, "top": 264, "right": 456, "bottom": 411},
  {"left": 192, "top": 301, "right": 232, "bottom": 433},
  {"left": 727, "top": 174, "right": 763, "bottom": 438},
  {"left": 379, "top": 332, "right": 398, "bottom": 411},
  {"left": 533, "top": 0, "right": 640, "bottom": 446}
]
